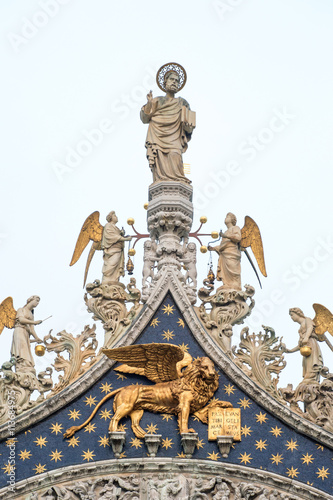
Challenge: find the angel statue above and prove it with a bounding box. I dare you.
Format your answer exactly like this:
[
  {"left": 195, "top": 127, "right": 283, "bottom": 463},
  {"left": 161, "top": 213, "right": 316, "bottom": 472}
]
[
  {"left": 70, "top": 211, "right": 132, "bottom": 287},
  {"left": 140, "top": 62, "right": 196, "bottom": 184},
  {"left": 284, "top": 304, "right": 333, "bottom": 383},
  {"left": 0, "top": 296, "right": 44, "bottom": 373},
  {"left": 64, "top": 343, "right": 232, "bottom": 440},
  {"left": 208, "top": 213, "right": 267, "bottom": 291}
]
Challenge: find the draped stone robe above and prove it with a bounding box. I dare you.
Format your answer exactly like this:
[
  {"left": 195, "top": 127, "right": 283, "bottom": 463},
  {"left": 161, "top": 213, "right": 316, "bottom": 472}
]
[{"left": 140, "top": 96, "right": 193, "bottom": 183}]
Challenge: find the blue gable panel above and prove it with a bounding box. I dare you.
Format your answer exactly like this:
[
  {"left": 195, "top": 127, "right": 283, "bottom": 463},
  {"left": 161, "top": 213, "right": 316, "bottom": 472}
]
[{"left": 2, "top": 294, "right": 332, "bottom": 494}]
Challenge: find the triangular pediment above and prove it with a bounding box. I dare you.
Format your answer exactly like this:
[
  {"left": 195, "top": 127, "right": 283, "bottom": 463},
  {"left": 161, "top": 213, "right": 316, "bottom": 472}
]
[{"left": 1, "top": 271, "right": 332, "bottom": 498}]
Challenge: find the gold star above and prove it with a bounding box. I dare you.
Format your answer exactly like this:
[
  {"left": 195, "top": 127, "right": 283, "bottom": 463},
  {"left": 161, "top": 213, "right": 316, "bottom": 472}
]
[
  {"left": 130, "top": 438, "right": 142, "bottom": 449},
  {"left": 196, "top": 439, "right": 205, "bottom": 449},
  {"left": 162, "top": 304, "right": 174, "bottom": 315},
  {"left": 117, "top": 373, "right": 127, "bottom": 381},
  {"left": 316, "top": 466, "right": 330, "bottom": 480},
  {"left": 34, "top": 436, "right": 48, "bottom": 448},
  {"left": 178, "top": 343, "right": 189, "bottom": 352},
  {"left": 50, "top": 450, "right": 63, "bottom": 462},
  {"left": 67, "top": 436, "right": 80, "bottom": 448},
  {"left": 241, "top": 425, "right": 252, "bottom": 437},
  {"left": 119, "top": 451, "right": 126, "bottom": 458},
  {"left": 177, "top": 318, "right": 185, "bottom": 328},
  {"left": 2, "top": 462, "right": 15, "bottom": 474},
  {"left": 286, "top": 438, "right": 298, "bottom": 452},
  {"left": 81, "top": 449, "right": 95, "bottom": 461},
  {"left": 118, "top": 423, "right": 127, "bottom": 432},
  {"left": 100, "top": 382, "right": 113, "bottom": 393},
  {"left": 162, "top": 437, "right": 173, "bottom": 450},
  {"left": 162, "top": 414, "right": 174, "bottom": 422},
  {"left": 224, "top": 384, "right": 235, "bottom": 395},
  {"left": 271, "top": 453, "right": 283, "bottom": 465},
  {"left": 286, "top": 466, "right": 299, "bottom": 478},
  {"left": 84, "top": 423, "right": 96, "bottom": 433},
  {"left": 84, "top": 395, "right": 97, "bottom": 407},
  {"left": 301, "top": 453, "right": 314, "bottom": 465},
  {"left": 316, "top": 444, "right": 324, "bottom": 451},
  {"left": 150, "top": 318, "right": 160, "bottom": 327},
  {"left": 162, "top": 329, "right": 175, "bottom": 341},
  {"left": 100, "top": 408, "right": 112, "bottom": 420},
  {"left": 255, "top": 439, "right": 267, "bottom": 451},
  {"left": 270, "top": 426, "right": 282, "bottom": 438},
  {"left": 19, "top": 450, "right": 32, "bottom": 461},
  {"left": 239, "top": 452, "right": 252, "bottom": 465},
  {"left": 177, "top": 452, "right": 186, "bottom": 458},
  {"left": 5, "top": 438, "right": 17, "bottom": 447},
  {"left": 68, "top": 409, "right": 81, "bottom": 421},
  {"left": 146, "top": 423, "right": 158, "bottom": 434},
  {"left": 50, "top": 423, "right": 63, "bottom": 435},
  {"left": 207, "top": 451, "right": 220, "bottom": 461},
  {"left": 255, "top": 412, "right": 268, "bottom": 424},
  {"left": 98, "top": 435, "right": 109, "bottom": 447},
  {"left": 33, "top": 463, "right": 47, "bottom": 474},
  {"left": 238, "top": 398, "right": 251, "bottom": 409}
]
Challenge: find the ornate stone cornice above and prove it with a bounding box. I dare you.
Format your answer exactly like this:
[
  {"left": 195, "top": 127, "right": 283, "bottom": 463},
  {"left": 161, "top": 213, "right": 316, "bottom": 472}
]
[{"left": 2, "top": 458, "right": 331, "bottom": 499}]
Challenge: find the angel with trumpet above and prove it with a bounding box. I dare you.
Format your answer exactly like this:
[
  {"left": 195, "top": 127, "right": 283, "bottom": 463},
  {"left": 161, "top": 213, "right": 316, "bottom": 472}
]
[{"left": 208, "top": 213, "right": 267, "bottom": 290}]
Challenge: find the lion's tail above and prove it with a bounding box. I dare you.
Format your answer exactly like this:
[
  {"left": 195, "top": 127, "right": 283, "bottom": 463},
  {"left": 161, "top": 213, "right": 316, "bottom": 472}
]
[{"left": 63, "top": 387, "right": 122, "bottom": 439}]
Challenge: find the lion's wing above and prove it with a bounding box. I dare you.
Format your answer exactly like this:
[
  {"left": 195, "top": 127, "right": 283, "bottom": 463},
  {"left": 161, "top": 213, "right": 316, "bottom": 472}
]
[{"left": 102, "top": 343, "right": 186, "bottom": 383}]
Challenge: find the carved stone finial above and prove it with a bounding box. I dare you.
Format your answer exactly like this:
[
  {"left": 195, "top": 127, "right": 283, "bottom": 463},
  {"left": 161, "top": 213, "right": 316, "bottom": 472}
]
[
  {"left": 180, "top": 432, "right": 198, "bottom": 458},
  {"left": 108, "top": 431, "right": 126, "bottom": 458},
  {"left": 144, "top": 433, "right": 162, "bottom": 457},
  {"left": 216, "top": 435, "right": 234, "bottom": 458}
]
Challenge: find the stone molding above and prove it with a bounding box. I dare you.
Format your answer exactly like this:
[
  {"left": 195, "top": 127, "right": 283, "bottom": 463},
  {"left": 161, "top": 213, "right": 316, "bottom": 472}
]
[{"left": 2, "top": 458, "right": 331, "bottom": 499}]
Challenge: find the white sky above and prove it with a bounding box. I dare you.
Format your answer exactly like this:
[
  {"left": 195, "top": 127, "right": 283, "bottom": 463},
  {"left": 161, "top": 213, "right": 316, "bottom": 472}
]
[{"left": 1, "top": 0, "right": 332, "bottom": 391}]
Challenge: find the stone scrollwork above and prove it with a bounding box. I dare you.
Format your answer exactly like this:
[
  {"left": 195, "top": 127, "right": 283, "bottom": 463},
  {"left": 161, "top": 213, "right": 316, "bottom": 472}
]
[
  {"left": 0, "top": 357, "right": 53, "bottom": 426},
  {"left": 232, "top": 326, "right": 286, "bottom": 403},
  {"left": 197, "top": 283, "right": 255, "bottom": 355},
  {"left": 44, "top": 325, "right": 99, "bottom": 396},
  {"left": 84, "top": 278, "right": 142, "bottom": 349}
]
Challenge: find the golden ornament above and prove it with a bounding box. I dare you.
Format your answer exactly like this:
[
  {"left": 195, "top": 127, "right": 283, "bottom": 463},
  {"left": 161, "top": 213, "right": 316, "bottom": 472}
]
[
  {"left": 200, "top": 245, "right": 208, "bottom": 254},
  {"left": 300, "top": 346, "right": 312, "bottom": 357},
  {"left": 211, "top": 231, "right": 219, "bottom": 239},
  {"left": 127, "top": 218, "right": 135, "bottom": 226},
  {"left": 35, "top": 344, "right": 45, "bottom": 357},
  {"left": 128, "top": 248, "right": 136, "bottom": 257},
  {"left": 200, "top": 216, "right": 207, "bottom": 224}
]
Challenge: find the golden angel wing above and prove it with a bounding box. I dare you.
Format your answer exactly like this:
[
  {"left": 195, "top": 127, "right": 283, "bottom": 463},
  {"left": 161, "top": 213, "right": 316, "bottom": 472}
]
[
  {"left": 102, "top": 343, "right": 188, "bottom": 383},
  {"left": 313, "top": 303, "right": 333, "bottom": 337},
  {"left": 0, "top": 297, "right": 16, "bottom": 335},
  {"left": 70, "top": 211, "right": 103, "bottom": 266},
  {"left": 241, "top": 216, "right": 267, "bottom": 277}
]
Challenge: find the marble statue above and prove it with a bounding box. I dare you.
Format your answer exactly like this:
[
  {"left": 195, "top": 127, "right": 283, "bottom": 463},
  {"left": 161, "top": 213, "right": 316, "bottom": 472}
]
[
  {"left": 101, "top": 211, "right": 132, "bottom": 283},
  {"left": 183, "top": 242, "right": 197, "bottom": 288},
  {"left": 285, "top": 307, "right": 323, "bottom": 383},
  {"left": 140, "top": 62, "right": 195, "bottom": 184},
  {"left": 9, "top": 296, "right": 43, "bottom": 372},
  {"left": 70, "top": 210, "right": 131, "bottom": 286},
  {"left": 142, "top": 239, "right": 158, "bottom": 287},
  {"left": 209, "top": 213, "right": 242, "bottom": 290},
  {"left": 208, "top": 213, "right": 267, "bottom": 291}
]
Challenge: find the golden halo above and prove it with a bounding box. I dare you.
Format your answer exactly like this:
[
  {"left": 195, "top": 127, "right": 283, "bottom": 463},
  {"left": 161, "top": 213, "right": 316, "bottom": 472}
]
[{"left": 156, "top": 62, "right": 187, "bottom": 93}]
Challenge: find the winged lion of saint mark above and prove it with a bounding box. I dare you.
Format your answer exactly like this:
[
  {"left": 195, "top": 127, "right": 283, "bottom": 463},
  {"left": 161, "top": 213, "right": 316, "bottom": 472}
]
[
  {"left": 70, "top": 211, "right": 104, "bottom": 287},
  {"left": 312, "top": 303, "right": 333, "bottom": 352},
  {"left": 63, "top": 343, "right": 232, "bottom": 439},
  {"left": 240, "top": 215, "right": 267, "bottom": 288},
  {"left": 0, "top": 297, "right": 16, "bottom": 335}
]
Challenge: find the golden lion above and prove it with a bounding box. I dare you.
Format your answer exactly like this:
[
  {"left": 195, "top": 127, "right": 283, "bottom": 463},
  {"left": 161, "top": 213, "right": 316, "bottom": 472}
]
[{"left": 64, "top": 343, "right": 232, "bottom": 439}]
